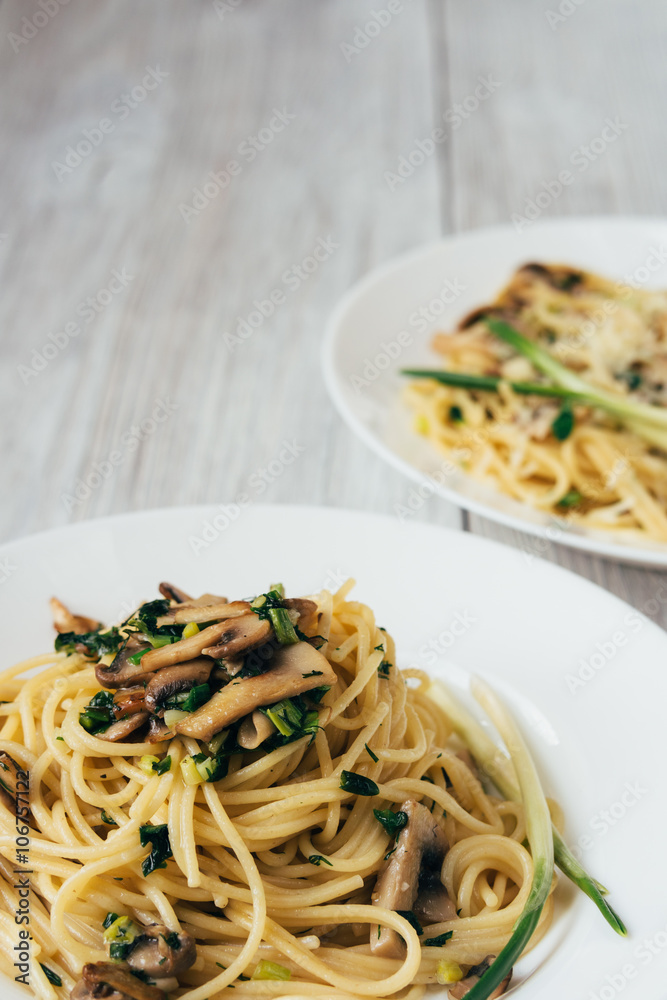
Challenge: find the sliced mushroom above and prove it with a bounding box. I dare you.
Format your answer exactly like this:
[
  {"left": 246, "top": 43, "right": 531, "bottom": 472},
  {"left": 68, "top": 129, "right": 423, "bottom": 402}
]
[
  {"left": 50, "top": 597, "right": 100, "bottom": 635},
  {"left": 283, "top": 598, "right": 319, "bottom": 635},
  {"left": 449, "top": 957, "right": 512, "bottom": 999},
  {"left": 200, "top": 614, "right": 272, "bottom": 659},
  {"left": 99, "top": 712, "right": 149, "bottom": 742},
  {"left": 158, "top": 582, "right": 192, "bottom": 604},
  {"left": 144, "top": 658, "right": 213, "bottom": 715},
  {"left": 175, "top": 641, "right": 336, "bottom": 741},
  {"left": 371, "top": 799, "right": 449, "bottom": 958},
  {"left": 96, "top": 636, "right": 154, "bottom": 689},
  {"left": 413, "top": 883, "right": 457, "bottom": 924},
  {"left": 126, "top": 924, "right": 197, "bottom": 978},
  {"left": 71, "top": 962, "right": 165, "bottom": 1000},
  {"left": 146, "top": 717, "right": 172, "bottom": 744},
  {"left": 137, "top": 618, "right": 258, "bottom": 673},
  {"left": 155, "top": 600, "right": 250, "bottom": 627},
  {"left": 237, "top": 710, "right": 278, "bottom": 749},
  {"left": 113, "top": 687, "right": 147, "bottom": 718}
]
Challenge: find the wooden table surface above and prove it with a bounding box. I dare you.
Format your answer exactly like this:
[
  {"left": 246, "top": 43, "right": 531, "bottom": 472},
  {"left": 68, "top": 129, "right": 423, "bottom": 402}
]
[{"left": 2, "top": 0, "right": 667, "bottom": 624}]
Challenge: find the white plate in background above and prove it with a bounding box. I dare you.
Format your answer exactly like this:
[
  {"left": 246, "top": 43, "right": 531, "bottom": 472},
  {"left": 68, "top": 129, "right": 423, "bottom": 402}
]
[
  {"left": 323, "top": 216, "right": 667, "bottom": 567},
  {"left": 1, "top": 504, "right": 666, "bottom": 999}
]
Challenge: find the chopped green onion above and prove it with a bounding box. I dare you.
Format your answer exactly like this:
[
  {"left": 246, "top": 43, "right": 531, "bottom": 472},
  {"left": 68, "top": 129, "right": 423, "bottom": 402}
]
[
  {"left": 182, "top": 621, "right": 200, "bottom": 639},
  {"left": 206, "top": 731, "right": 228, "bottom": 755},
  {"left": 397, "top": 910, "right": 423, "bottom": 936},
  {"left": 251, "top": 960, "right": 291, "bottom": 981},
  {"left": 165, "top": 683, "right": 210, "bottom": 712},
  {"left": 340, "top": 770, "right": 379, "bottom": 796},
  {"left": 103, "top": 914, "right": 140, "bottom": 955},
  {"left": 269, "top": 583, "right": 285, "bottom": 597},
  {"left": 164, "top": 708, "right": 190, "bottom": 729},
  {"left": 139, "top": 755, "right": 160, "bottom": 776},
  {"left": 268, "top": 607, "right": 299, "bottom": 645},
  {"left": 79, "top": 691, "right": 115, "bottom": 734},
  {"left": 180, "top": 756, "right": 206, "bottom": 786},
  {"left": 102, "top": 912, "right": 119, "bottom": 928},
  {"left": 139, "top": 824, "right": 172, "bottom": 877},
  {"left": 557, "top": 489, "right": 584, "bottom": 508},
  {"left": 435, "top": 959, "right": 463, "bottom": 984}
]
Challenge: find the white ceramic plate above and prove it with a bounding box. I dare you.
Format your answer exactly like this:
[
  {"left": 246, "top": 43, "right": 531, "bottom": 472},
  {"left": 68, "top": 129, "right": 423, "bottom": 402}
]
[
  {"left": 322, "top": 216, "right": 667, "bottom": 567},
  {"left": 1, "top": 505, "right": 665, "bottom": 999}
]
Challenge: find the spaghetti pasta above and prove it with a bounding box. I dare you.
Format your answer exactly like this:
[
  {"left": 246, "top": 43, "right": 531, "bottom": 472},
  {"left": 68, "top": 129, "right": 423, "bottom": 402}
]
[
  {"left": 405, "top": 262, "right": 667, "bottom": 542},
  {"left": 0, "top": 582, "right": 558, "bottom": 1000}
]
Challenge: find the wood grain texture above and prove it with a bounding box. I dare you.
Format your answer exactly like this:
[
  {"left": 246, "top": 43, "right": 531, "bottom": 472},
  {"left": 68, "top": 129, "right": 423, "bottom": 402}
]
[{"left": 1, "top": 0, "right": 666, "bottom": 624}]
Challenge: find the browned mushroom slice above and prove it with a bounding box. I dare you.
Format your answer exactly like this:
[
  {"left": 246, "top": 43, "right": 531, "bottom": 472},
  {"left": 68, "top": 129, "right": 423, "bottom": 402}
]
[
  {"left": 158, "top": 582, "right": 192, "bottom": 604},
  {"left": 237, "top": 709, "right": 278, "bottom": 749},
  {"left": 200, "top": 614, "right": 272, "bottom": 660},
  {"left": 96, "top": 636, "right": 155, "bottom": 689},
  {"left": 137, "top": 618, "right": 258, "bottom": 673},
  {"left": 155, "top": 600, "right": 250, "bottom": 627},
  {"left": 99, "top": 712, "right": 149, "bottom": 742},
  {"left": 371, "top": 799, "right": 449, "bottom": 958},
  {"left": 449, "top": 957, "right": 512, "bottom": 999},
  {"left": 50, "top": 597, "right": 100, "bottom": 635},
  {"left": 144, "top": 659, "right": 213, "bottom": 715},
  {"left": 113, "top": 687, "right": 147, "bottom": 718},
  {"left": 146, "top": 717, "right": 172, "bottom": 744},
  {"left": 283, "top": 598, "right": 319, "bottom": 635},
  {"left": 126, "top": 924, "right": 196, "bottom": 978},
  {"left": 71, "top": 962, "right": 165, "bottom": 1000},
  {"left": 175, "top": 641, "right": 336, "bottom": 741}
]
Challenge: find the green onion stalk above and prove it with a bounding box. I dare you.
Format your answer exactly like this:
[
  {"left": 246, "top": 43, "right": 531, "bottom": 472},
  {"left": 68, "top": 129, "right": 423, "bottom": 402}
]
[
  {"left": 402, "top": 317, "right": 667, "bottom": 451},
  {"left": 485, "top": 318, "right": 667, "bottom": 451},
  {"left": 428, "top": 679, "right": 626, "bottom": 936},
  {"left": 455, "top": 678, "right": 553, "bottom": 1000}
]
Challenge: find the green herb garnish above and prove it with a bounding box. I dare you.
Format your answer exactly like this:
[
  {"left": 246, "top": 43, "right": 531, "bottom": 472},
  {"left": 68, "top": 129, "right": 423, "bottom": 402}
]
[
  {"left": 139, "top": 824, "right": 173, "bottom": 877},
  {"left": 340, "top": 771, "right": 379, "bottom": 797}
]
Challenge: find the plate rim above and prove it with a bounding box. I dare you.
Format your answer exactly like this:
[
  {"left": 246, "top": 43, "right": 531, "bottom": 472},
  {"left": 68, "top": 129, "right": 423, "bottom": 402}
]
[{"left": 322, "top": 214, "right": 667, "bottom": 568}]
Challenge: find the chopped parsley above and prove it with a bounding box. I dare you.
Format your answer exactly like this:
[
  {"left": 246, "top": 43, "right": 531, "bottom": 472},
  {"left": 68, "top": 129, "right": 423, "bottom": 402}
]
[
  {"left": 378, "top": 660, "right": 392, "bottom": 678},
  {"left": 101, "top": 810, "right": 117, "bottom": 825},
  {"left": 557, "top": 489, "right": 584, "bottom": 508},
  {"left": 308, "top": 855, "right": 333, "bottom": 867},
  {"left": 340, "top": 771, "right": 379, "bottom": 797},
  {"left": 79, "top": 691, "right": 115, "bottom": 735},
  {"left": 55, "top": 626, "right": 123, "bottom": 658},
  {"left": 424, "top": 931, "right": 453, "bottom": 947},
  {"left": 449, "top": 405, "right": 464, "bottom": 423},
  {"left": 139, "top": 824, "right": 173, "bottom": 877},
  {"left": 40, "top": 964, "right": 62, "bottom": 987},
  {"left": 397, "top": 910, "right": 423, "bottom": 935},
  {"left": 365, "top": 743, "right": 379, "bottom": 763},
  {"left": 551, "top": 404, "right": 575, "bottom": 441},
  {"left": 373, "top": 808, "right": 408, "bottom": 837},
  {"left": 164, "top": 683, "right": 210, "bottom": 712},
  {"left": 153, "top": 755, "right": 172, "bottom": 776},
  {"left": 103, "top": 912, "right": 119, "bottom": 929}
]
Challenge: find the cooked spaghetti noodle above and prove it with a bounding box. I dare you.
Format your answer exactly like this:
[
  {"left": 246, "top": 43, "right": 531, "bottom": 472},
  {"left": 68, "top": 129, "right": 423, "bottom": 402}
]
[
  {"left": 0, "top": 582, "right": 557, "bottom": 999},
  {"left": 405, "top": 262, "right": 667, "bottom": 541}
]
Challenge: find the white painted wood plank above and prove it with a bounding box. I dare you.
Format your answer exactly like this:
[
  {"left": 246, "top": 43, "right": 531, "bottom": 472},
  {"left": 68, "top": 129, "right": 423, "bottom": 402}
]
[{"left": 0, "top": 0, "right": 461, "bottom": 547}]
